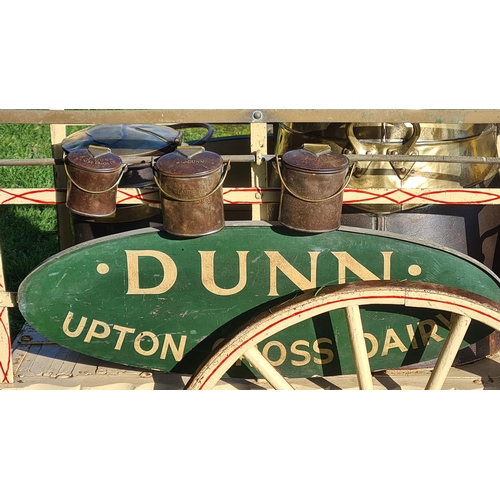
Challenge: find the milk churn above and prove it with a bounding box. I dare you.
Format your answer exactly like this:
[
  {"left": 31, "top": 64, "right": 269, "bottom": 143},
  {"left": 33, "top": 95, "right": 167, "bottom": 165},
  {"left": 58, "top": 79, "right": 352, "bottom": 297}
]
[
  {"left": 277, "top": 144, "right": 350, "bottom": 233},
  {"left": 275, "top": 122, "right": 500, "bottom": 365},
  {"left": 61, "top": 123, "right": 214, "bottom": 241},
  {"left": 274, "top": 122, "right": 499, "bottom": 213},
  {"left": 65, "top": 146, "right": 126, "bottom": 217},
  {"left": 154, "top": 146, "right": 229, "bottom": 237}
]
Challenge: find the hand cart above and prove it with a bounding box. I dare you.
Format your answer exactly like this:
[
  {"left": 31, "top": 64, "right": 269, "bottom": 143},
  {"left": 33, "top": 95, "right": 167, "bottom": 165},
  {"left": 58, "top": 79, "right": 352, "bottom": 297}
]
[{"left": 2, "top": 109, "right": 500, "bottom": 390}]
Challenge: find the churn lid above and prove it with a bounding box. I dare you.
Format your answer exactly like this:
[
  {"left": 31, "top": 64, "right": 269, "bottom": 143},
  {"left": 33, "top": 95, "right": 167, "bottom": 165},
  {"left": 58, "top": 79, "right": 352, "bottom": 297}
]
[
  {"left": 66, "top": 146, "right": 123, "bottom": 173},
  {"left": 282, "top": 144, "right": 349, "bottom": 172},
  {"left": 62, "top": 124, "right": 184, "bottom": 157},
  {"left": 155, "top": 146, "right": 223, "bottom": 177}
]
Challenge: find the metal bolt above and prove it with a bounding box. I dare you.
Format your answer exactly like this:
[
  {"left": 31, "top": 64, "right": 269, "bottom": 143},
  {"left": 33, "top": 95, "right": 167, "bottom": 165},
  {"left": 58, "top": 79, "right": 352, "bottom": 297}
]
[
  {"left": 399, "top": 167, "right": 407, "bottom": 173},
  {"left": 343, "top": 149, "right": 353, "bottom": 155},
  {"left": 255, "top": 192, "right": 262, "bottom": 200},
  {"left": 252, "top": 110, "right": 263, "bottom": 120},
  {"left": 365, "top": 150, "right": 373, "bottom": 155},
  {"left": 390, "top": 150, "right": 398, "bottom": 155},
  {"left": 355, "top": 166, "right": 363, "bottom": 174}
]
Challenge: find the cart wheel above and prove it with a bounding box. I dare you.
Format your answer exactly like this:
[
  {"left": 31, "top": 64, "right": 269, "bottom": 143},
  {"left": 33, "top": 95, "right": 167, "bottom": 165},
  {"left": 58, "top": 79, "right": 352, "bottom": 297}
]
[{"left": 185, "top": 280, "right": 500, "bottom": 390}]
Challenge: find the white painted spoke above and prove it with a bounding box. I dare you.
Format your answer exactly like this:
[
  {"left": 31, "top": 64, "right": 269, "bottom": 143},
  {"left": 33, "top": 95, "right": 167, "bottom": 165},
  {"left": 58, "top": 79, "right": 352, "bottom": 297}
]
[
  {"left": 345, "top": 305, "right": 373, "bottom": 390},
  {"left": 185, "top": 282, "right": 500, "bottom": 390},
  {"left": 243, "top": 345, "right": 294, "bottom": 390},
  {"left": 425, "top": 313, "right": 472, "bottom": 390}
]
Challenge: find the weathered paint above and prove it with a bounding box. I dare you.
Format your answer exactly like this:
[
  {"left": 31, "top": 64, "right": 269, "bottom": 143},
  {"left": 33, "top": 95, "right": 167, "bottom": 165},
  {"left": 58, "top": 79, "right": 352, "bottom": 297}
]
[
  {"left": 17, "top": 224, "right": 500, "bottom": 377},
  {"left": 0, "top": 253, "right": 13, "bottom": 383}
]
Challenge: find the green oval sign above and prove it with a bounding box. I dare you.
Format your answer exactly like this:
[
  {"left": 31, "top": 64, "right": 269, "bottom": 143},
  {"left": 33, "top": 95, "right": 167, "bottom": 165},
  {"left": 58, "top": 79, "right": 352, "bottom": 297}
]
[{"left": 17, "top": 223, "right": 500, "bottom": 377}]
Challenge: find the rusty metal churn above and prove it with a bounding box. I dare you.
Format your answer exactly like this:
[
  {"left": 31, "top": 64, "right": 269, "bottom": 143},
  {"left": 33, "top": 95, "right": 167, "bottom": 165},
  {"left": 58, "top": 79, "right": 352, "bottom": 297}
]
[
  {"left": 154, "top": 146, "right": 229, "bottom": 237},
  {"left": 65, "top": 146, "right": 126, "bottom": 217},
  {"left": 62, "top": 123, "right": 214, "bottom": 242},
  {"left": 277, "top": 144, "right": 350, "bottom": 233}
]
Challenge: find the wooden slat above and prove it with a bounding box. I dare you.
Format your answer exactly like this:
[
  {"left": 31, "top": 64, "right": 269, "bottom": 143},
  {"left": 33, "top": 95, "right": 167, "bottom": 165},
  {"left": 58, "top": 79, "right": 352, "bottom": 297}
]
[
  {"left": 11, "top": 342, "right": 29, "bottom": 377},
  {"left": 29, "top": 343, "right": 64, "bottom": 377},
  {"left": 15, "top": 344, "right": 43, "bottom": 378},
  {"left": 250, "top": 122, "right": 268, "bottom": 220},
  {"left": 0, "top": 292, "right": 16, "bottom": 308},
  {"left": 50, "top": 123, "right": 74, "bottom": 249},
  {"left": 71, "top": 354, "right": 98, "bottom": 377},
  {"left": 4, "top": 187, "right": 500, "bottom": 206},
  {"left": 41, "top": 344, "right": 78, "bottom": 378},
  {"left": 56, "top": 349, "right": 84, "bottom": 378},
  {"left": 1, "top": 109, "right": 500, "bottom": 124}
]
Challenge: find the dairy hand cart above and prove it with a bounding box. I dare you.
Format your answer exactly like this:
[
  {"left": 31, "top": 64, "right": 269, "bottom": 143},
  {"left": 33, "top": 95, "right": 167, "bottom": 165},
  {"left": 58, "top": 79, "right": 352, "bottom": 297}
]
[{"left": 2, "top": 109, "right": 500, "bottom": 390}]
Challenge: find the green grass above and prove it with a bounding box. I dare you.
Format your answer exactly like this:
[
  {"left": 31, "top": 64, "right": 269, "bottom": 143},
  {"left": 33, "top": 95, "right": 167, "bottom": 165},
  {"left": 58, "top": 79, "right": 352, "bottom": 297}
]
[
  {"left": 0, "top": 122, "right": 250, "bottom": 338},
  {"left": 0, "top": 124, "right": 59, "bottom": 336}
]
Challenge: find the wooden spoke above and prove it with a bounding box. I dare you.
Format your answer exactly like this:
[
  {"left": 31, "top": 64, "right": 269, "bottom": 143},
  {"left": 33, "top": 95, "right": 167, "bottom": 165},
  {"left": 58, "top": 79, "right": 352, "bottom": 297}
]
[
  {"left": 243, "top": 346, "right": 294, "bottom": 390},
  {"left": 425, "top": 313, "right": 472, "bottom": 390},
  {"left": 345, "top": 305, "right": 373, "bottom": 390},
  {"left": 185, "top": 281, "right": 500, "bottom": 390}
]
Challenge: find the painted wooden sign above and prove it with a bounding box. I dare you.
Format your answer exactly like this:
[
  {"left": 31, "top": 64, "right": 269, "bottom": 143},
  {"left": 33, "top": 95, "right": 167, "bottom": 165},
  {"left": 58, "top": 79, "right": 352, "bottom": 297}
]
[{"left": 17, "top": 223, "right": 500, "bottom": 377}]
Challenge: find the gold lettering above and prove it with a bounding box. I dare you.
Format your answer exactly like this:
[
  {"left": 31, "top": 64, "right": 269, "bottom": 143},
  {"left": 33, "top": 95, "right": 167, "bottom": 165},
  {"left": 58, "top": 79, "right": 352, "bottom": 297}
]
[
  {"left": 381, "top": 328, "right": 408, "bottom": 356},
  {"left": 266, "top": 251, "right": 320, "bottom": 296},
  {"left": 199, "top": 251, "right": 249, "bottom": 296},
  {"left": 418, "top": 320, "right": 444, "bottom": 346},
  {"left": 313, "top": 337, "right": 334, "bottom": 365},
  {"left": 332, "top": 251, "right": 392, "bottom": 284},
  {"left": 113, "top": 325, "right": 136, "bottom": 351},
  {"left": 291, "top": 340, "right": 311, "bottom": 366},
  {"left": 134, "top": 331, "right": 160, "bottom": 356},
  {"left": 382, "top": 252, "right": 393, "bottom": 280},
  {"left": 160, "top": 334, "right": 187, "bottom": 361},
  {"left": 406, "top": 324, "right": 419, "bottom": 349},
  {"left": 436, "top": 313, "right": 451, "bottom": 328},
  {"left": 262, "top": 341, "right": 287, "bottom": 367},
  {"left": 126, "top": 250, "right": 177, "bottom": 295},
  {"left": 84, "top": 319, "right": 111, "bottom": 343},
  {"left": 62, "top": 311, "right": 87, "bottom": 338},
  {"left": 363, "top": 333, "right": 378, "bottom": 358}
]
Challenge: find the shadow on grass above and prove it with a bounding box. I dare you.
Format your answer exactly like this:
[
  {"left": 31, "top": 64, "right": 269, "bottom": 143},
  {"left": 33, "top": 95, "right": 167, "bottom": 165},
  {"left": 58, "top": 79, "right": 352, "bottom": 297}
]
[{"left": 0, "top": 205, "right": 59, "bottom": 339}]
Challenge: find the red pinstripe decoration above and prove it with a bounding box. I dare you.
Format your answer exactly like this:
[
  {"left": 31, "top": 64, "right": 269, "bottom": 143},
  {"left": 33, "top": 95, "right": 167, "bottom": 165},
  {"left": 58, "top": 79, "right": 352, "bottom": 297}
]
[
  {"left": 3, "top": 187, "right": 500, "bottom": 206},
  {"left": 198, "top": 292, "right": 500, "bottom": 389}
]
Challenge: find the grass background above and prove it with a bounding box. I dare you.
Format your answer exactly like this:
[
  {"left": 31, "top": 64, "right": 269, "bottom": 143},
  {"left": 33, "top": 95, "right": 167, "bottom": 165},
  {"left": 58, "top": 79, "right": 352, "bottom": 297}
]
[{"left": 0, "top": 123, "right": 249, "bottom": 338}]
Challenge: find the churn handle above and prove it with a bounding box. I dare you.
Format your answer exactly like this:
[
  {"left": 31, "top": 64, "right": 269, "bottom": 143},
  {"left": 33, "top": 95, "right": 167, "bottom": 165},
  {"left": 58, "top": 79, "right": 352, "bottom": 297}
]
[
  {"left": 273, "top": 155, "right": 354, "bottom": 203},
  {"left": 153, "top": 161, "right": 231, "bottom": 202},
  {"left": 346, "top": 122, "right": 421, "bottom": 154},
  {"left": 64, "top": 163, "right": 129, "bottom": 194}
]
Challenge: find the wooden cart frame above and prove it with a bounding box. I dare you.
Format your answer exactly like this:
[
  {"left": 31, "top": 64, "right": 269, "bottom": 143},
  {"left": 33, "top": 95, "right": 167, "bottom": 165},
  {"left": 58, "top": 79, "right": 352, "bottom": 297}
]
[{"left": 3, "top": 109, "right": 500, "bottom": 389}]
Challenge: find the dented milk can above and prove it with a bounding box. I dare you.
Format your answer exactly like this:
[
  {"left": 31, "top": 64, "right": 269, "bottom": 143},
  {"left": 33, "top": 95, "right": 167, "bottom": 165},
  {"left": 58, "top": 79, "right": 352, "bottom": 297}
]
[
  {"left": 154, "top": 146, "right": 229, "bottom": 237},
  {"left": 278, "top": 144, "right": 350, "bottom": 233},
  {"left": 65, "top": 146, "right": 126, "bottom": 218}
]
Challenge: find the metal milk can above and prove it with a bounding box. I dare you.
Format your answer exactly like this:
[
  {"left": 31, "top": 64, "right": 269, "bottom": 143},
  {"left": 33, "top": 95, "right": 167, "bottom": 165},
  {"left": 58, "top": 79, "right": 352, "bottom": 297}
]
[
  {"left": 61, "top": 123, "right": 214, "bottom": 241},
  {"left": 277, "top": 144, "right": 350, "bottom": 233},
  {"left": 154, "top": 146, "right": 229, "bottom": 237},
  {"left": 65, "top": 146, "right": 126, "bottom": 217}
]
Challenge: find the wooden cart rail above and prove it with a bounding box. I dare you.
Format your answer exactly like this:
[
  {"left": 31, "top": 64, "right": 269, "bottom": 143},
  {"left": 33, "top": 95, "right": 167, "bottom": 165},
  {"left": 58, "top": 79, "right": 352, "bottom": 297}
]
[
  {"left": 2, "top": 109, "right": 500, "bottom": 388},
  {"left": 2, "top": 109, "right": 500, "bottom": 124},
  {"left": 5, "top": 187, "right": 500, "bottom": 207}
]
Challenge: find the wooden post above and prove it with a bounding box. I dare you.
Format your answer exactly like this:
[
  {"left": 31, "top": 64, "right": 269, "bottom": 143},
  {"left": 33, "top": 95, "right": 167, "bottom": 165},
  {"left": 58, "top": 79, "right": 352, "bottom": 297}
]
[
  {"left": 0, "top": 248, "right": 13, "bottom": 384},
  {"left": 50, "top": 123, "right": 74, "bottom": 249},
  {"left": 250, "top": 121, "right": 268, "bottom": 221}
]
